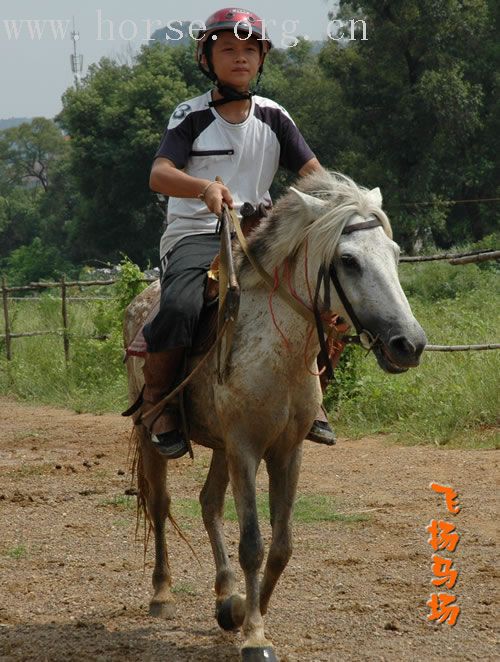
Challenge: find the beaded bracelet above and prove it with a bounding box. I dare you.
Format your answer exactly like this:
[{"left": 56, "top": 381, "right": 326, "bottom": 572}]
[{"left": 198, "top": 181, "right": 217, "bottom": 201}]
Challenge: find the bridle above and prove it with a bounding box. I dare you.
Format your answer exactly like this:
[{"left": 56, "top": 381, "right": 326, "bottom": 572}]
[
  {"left": 218, "top": 204, "right": 388, "bottom": 382},
  {"left": 312, "top": 216, "right": 385, "bottom": 380},
  {"left": 123, "top": 211, "right": 387, "bottom": 423}
]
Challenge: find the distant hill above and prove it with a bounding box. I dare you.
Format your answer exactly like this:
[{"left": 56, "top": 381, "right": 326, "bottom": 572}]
[
  {"left": 0, "top": 117, "right": 31, "bottom": 130},
  {"left": 149, "top": 22, "right": 326, "bottom": 54},
  {"left": 150, "top": 21, "right": 194, "bottom": 47}
]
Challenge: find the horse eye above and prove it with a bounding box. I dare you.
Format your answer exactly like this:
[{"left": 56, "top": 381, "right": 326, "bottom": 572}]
[{"left": 340, "top": 254, "right": 360, "bottom": 270}]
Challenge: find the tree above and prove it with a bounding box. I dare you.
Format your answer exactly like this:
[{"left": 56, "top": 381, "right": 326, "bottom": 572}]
[
  {"left": 320, "top": 0, "right": 498, "bottom": 250},
  {"left": 0, "top": 118, "right": 74, "bottom": 267},
  {"left": 258, "top": 39, "right": 356, "bottom": 199},
  {"left": 57, "top": 43, "right": 206, "bottom": 266},
  {"left": 0, "top": 117, "right": 67, "bottom": 192},
  {"left": 3, "top": 237, "right": 73, "bottom": 285}
]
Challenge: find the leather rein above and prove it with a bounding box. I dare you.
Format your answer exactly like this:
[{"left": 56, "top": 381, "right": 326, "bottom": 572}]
[
  {"left": 226, "top": 205, "right": 385, "bottom": 380},
  {"left": 124, "top": 209, "right": 385, "bottom": 425}
]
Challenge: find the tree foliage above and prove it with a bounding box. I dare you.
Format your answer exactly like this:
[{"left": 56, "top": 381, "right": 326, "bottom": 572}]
[
  {"left": 0, "top": 117, "right": 67, "bottom": 192},
  {"left": 0, "top": 118, "right": 74, "bottom": 278},
  {"left": 1, "top": 1, "right": 498, "bottom": 282},
  {"left": 316, "top": 0, "right": 499, "bottom": 249},
  {"left": 57, "top": 44, "right": 206, "bottom": 266}
]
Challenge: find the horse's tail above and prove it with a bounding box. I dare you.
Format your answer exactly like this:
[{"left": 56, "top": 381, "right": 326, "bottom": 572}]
[{"left": 128, "top": 426, "right": 200, "bottom": 566}]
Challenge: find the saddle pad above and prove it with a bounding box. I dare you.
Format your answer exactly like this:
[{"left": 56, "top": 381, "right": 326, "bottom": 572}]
[
  {"left": 125, "top": 292, "right": 219, "bottom": 359},
  {"left": 126, "top": 300, "right": 160, "bottom": 358}
]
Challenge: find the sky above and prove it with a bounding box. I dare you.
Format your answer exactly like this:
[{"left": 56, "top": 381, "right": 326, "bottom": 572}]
[{"left": 0, "top": 0, "right": 338, "bottom": 119}]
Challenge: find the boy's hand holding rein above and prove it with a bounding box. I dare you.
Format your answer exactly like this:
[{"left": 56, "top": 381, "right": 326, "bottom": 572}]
[
  {"left": 199, "top": 180, "right": 234, "bottom": 216},
  {"left": 149, "top": 158, "right": 233, "bottom": 218}
]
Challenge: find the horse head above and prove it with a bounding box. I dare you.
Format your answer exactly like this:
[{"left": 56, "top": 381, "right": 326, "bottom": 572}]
[{"left": 288, "top": 173, "right": 427, "bottom": 373}]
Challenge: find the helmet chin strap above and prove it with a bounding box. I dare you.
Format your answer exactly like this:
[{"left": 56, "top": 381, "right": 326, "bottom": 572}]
[
  {"left": 201, "top": 51, "right": 264, "bottom": 108},
  {"left": 208, "top": 83, "right": 252, "bottom": 108}
]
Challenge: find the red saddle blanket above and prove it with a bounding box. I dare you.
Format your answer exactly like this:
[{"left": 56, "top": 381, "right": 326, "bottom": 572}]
[
  {"left": 126, "top": 301, "right": 159, "bottom": 358},
  {"left": 125, "top": 271, "right": 220, "bottom": 359}
]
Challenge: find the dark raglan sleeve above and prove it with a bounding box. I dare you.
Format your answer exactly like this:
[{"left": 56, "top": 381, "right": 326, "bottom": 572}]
[
  {"left": 277, "top": 107, "right": 315, "bottom": 173},
  {"left": 154, "top": 112, "right": 193, "bottom": 169}
]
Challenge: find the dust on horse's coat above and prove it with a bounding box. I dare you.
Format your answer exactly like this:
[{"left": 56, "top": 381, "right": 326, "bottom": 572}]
[{"left": 124, "top": 170, "right": 426, "bottom": 660}]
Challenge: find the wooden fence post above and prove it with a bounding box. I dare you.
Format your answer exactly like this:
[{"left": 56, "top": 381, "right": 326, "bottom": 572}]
[
  {"left": 1, "top": 275, "right": 12, "bottom": 361},
  {"left": 61, "top": 276, "right": 70, "bottom": 364}
]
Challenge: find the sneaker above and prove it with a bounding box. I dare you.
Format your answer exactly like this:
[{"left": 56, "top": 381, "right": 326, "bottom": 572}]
[
  {"left": 151, "top": 429, "right": 189, "bottom": 459},
  {"left": 307, "top": 419, "right": 336, "bottom": 445}
]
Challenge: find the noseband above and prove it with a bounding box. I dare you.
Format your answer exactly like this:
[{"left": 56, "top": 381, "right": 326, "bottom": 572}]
[{"left": 314, "top": 216, "right": 384, "bottom": 380}]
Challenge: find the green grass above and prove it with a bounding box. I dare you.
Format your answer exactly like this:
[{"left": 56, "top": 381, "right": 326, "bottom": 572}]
[
  {"left": 0, "top": 293, "right": 128, "bottom": 413},
  {"left": 98, "top": 495, "right": 135, "bottom": 509},
  {"left": 9, "top": 463, "right": 53, "bottom": 477},
  {"left": 97, "top": 492, "right": 366, "bottom": 524},
  {"left": 171, "top": 581, "right": 198, "bottom": 596},
  {"left": 173, "top": 494, "right": 368, "bottom": 524},
  {"left": 331, "top": 261, "right": 499, "bottom": 448},
  {"left": 4, "top": 544, "right": 27, "bottom": 559},
  {"left": 0, "top": 256, "right": 498, "bottom": 448}
]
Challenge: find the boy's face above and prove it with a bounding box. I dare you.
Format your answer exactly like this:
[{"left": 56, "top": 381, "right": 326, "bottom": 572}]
[{"left": 204, "top": 30, "right": 263, "bottom": 90}]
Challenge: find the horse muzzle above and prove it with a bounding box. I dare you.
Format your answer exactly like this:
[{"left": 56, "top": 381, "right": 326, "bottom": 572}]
[{"left": 373, "top": 330, "right": 427, "bottom": 374}]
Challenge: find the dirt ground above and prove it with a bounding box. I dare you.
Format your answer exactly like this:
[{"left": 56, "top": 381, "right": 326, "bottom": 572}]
[{"left": 0, "top": 396, "right": 497, "bottom": 661}]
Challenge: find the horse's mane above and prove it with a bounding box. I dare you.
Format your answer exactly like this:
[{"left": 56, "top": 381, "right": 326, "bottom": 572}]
[{"left": 236, "top": 170, "right": 392, "bottom": 288}]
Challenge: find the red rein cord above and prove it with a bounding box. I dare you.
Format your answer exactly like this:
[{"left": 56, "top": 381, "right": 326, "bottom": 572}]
[
  {"left": 268, "top": 240, "right": 345, "bottom": 375},
  {"left": 269, "top": 267, "right": 292, "bottom": 352}
]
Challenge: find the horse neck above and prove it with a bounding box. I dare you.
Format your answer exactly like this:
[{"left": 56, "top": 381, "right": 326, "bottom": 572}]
[{"left": 238, "top": 244, "right": 325, "bottom": 372}]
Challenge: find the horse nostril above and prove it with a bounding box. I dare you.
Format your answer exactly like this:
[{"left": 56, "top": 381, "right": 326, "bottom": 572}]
[
  {"left": 414, "top": 340, "right": 426, "bottom": 358},
  {"left": 389, "top": 335, "right": 416, "bottom": 357}
]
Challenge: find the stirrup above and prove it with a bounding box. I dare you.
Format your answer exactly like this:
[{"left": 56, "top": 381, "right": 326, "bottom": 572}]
[
  {"left": 307, "top": 419, "right": 336, "bottom": 446},
  {"left": 151, "top": 429, "right": 189, "bottom": 459}
]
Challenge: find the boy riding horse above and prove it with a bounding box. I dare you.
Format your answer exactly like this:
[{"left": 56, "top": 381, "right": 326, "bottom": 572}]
[{"left": 142, "top": 7, "right": 338, "bottom": 458}]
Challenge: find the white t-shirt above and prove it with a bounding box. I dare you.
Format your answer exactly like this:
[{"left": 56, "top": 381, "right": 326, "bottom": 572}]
[{"left": 153, "top": 90, "right": 315, "bottom": 261}]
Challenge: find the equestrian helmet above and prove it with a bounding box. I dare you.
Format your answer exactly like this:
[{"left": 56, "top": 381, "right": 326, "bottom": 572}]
[{"left": 195, "top": 8, "right": 272, "bottom": 81}]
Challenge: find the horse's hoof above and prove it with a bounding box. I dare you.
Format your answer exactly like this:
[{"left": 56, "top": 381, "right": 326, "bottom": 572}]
[
  {"left": 149, "top": 600, "right": 175, "bottom": 620},
  {"left": 216, "top": 595, "right": 244, "bottom": 631},
  {"left": 241, "top": 646, "right": 278, "bottom": 662}
]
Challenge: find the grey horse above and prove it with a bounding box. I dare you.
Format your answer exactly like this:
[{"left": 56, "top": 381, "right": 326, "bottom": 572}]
[{"left": 123, "top": 170, "right": 427, "bottom": 661}]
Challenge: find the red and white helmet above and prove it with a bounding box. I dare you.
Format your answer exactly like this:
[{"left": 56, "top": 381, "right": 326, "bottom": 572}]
[{"left": 195, "top": 8, "right": 272, "bottom": 80}]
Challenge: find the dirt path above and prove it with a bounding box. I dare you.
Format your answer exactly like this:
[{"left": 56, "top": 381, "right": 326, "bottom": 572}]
[{"left": 0, "top": 397, "right": 497, "bottom": 661}]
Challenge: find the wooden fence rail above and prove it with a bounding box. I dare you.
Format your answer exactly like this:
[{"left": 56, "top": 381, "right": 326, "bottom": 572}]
[
  {"left": 1, "top": 251, "right": 499, "bottom": 361},
  {"left": 0, "top": 275, "right": 154, "bottom": 362},
  {"left": 400, "top": 249, "right": 499, "bottom": 263}
]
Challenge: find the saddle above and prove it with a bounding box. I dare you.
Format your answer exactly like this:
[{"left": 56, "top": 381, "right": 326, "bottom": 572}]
[{"left": 125, "top": 202, "right": 270, "bottom": 360}]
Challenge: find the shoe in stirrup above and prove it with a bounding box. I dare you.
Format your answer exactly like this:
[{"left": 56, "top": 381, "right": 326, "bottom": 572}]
[
  {"left": 307, "top": 419, "right": 336, "bottom": 446},
  {"left": 151, "top": 428, "right": 189, "bottom": 459}
]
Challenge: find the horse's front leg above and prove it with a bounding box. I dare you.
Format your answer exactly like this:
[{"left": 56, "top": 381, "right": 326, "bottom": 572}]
[
  {"left": 226, "top": 446, "right": 277, "bottom": 661},
  {"left": 260, "top": 443, "right": 303, "bottom": 615},
  {"left": 136, "top": 426, "right": 175, "bottom": 618},
  {"left": 199, "top": 449, "right": 239, "bottom": 622}
]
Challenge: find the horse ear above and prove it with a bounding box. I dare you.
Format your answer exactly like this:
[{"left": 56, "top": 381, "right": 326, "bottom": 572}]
[
  {"left": 289, "top": 186, "right": 327, "bottom": 219},
  {"left": 367, "top": 187, "right": 383, "bottom": 207}
]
